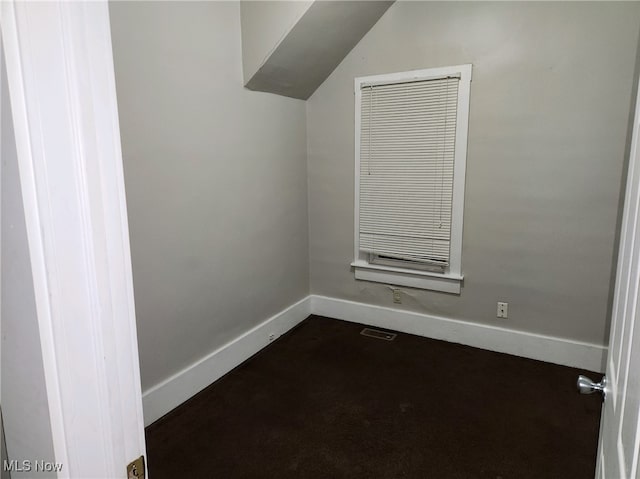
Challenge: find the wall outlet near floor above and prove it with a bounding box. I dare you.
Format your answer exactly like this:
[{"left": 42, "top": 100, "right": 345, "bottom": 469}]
[
  {"left": 392, "top": 288, "right": 402, "bottom": 304},
  {"left": 268, "top": 333, "right": 276, "bottom": 342},
  {"left": 497, "top": 302, "right": 508, "bottom": 319}
]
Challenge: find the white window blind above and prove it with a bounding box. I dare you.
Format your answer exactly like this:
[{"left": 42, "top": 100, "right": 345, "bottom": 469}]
[{"left": 359, "top": 76, "right": 460, "bottom": 266}]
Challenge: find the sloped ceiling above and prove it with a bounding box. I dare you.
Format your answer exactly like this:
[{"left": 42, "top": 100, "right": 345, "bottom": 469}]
[{"left": 241, "top": 1, "right": 395, "bottom": 100}]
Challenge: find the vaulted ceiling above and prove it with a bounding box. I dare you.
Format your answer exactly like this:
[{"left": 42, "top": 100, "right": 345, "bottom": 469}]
[{"left": 240, "top": 1, "right": 394, "bottom": 100}]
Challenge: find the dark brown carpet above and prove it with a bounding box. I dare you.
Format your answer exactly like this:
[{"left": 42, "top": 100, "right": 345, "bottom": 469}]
[{"left": 146, "top": 315, "right": 602, "bottom": 478}]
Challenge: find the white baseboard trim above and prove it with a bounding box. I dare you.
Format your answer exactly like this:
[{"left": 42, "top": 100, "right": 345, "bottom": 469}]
[
  {"left": 142, "top": 294, "right": 607, "bottom": 426},
  {"left": 142, "top": 296, "right": 311, "bottom": 426},
  {"left": 310, "top": 295, "right": 607, "bottom": 373}
]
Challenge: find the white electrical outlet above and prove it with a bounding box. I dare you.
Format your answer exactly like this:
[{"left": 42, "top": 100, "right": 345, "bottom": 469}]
[
  {"left": 392, "top": 289, "right": 402, "bottom": 304},
  {"left": 268, "top": 333, "right": 276, "bottom": 342},
  {"left": 497, "top": 302, "right": 508, "bottom": 319}
]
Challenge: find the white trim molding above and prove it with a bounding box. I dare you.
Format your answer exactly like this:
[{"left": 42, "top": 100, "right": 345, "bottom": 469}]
[
  {"left": 311, "top": 295, "right": 607, "bottom": 373},
  {"left": 351, "top": 260, "right": 463, "bottom": 294},
  {"left": 142, "top": 296, "right": 311, "bottom": 426},
  {"left": 145, "top": 294, "right": 606, "bottom": 428},
  {"left": 2, "top": 2, "right": 146, "bottom": 476}
]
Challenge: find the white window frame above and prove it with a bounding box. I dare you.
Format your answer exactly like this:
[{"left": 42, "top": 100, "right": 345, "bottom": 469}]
[{"left": 351, "top": 64, "right": 472, "bottom": 294}]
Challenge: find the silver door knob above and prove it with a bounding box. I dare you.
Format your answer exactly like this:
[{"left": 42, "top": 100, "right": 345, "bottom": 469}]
[{"left": 577, "top": 375, "right": 607, "bottom": 399}]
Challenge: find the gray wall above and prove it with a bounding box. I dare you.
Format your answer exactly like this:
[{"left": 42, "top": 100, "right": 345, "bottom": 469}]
[
  {"left": 109, "top": 1, "right": 309, "bottom": 391},
  {"left": 1, "top": 47, "right": 55, "bottom": 477},
  {"left": 307, "top": 1, "right": 640, "bottom": 346}
]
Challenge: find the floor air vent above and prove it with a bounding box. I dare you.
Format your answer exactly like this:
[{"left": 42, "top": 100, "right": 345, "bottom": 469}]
[{"left": 360, "top": 328, "right": 396, "bottom": 341}]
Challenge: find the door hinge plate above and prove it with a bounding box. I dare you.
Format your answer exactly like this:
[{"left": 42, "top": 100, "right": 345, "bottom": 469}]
[{"left": 127, "top": 456, "right": 145, "bottom": 479}]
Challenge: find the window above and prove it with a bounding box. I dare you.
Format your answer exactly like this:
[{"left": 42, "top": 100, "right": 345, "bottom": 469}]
[{"left": 352, "top": 65, "right": 472, "bottom": 294}]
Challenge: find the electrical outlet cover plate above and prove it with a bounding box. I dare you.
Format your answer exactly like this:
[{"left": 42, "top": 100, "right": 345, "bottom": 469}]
[
  {"left": 497, "top": 302, "right": 508, "bottom": 319},
  {"left": 392, "top": 289, "right": 402, "bottom": 304}
]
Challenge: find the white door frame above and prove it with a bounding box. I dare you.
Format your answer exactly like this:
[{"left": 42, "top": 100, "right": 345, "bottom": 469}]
[
  {"left": 1, "top": 1, "right": 146, "bottom": 477},
  {"left": 594, "top": 47, "right": 640, "bottom": 476}
]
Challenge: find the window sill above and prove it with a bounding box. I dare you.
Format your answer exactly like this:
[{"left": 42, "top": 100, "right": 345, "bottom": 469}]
[{"left": 351, "top": 260, "right": 463, "bottom": 294}]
